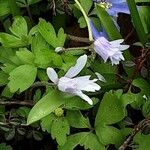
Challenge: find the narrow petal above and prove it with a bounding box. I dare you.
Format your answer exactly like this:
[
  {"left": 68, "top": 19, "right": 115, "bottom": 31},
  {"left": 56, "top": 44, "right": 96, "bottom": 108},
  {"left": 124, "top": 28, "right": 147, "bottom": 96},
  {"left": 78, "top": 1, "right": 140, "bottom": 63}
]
[
  {"left": 47, "top": 67, "right": 58, "bottom": 84},
  {"left": 76, "top": 91, "right": 93, "bottom": 105},
  {"left": 65, "top": 54, "right": 87, "bottom": 78},
  {"left": 119, "top": 45, "right": 129, "bottom": 51},
  {"left": 95, "top": 72, "right": 106, "bottom": 82},
  {"left": 110, "top": 39, "right": 124, "bottom": 45}
]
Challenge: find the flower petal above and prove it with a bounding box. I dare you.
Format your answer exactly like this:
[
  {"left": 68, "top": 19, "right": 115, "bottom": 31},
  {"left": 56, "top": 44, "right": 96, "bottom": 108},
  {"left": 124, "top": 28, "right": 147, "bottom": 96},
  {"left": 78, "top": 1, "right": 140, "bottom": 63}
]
[
  {"left": 47, "top": 67, "right": 58, "bottom": 84},
  {"left": 65, "top": 54, "right": 87, "bottom": 78},
  {"left": 95, "top": 72, "right": 106, "bottom": 82},
  {"left": 75, "top": 91, "right": 93, "bottom": 105}
]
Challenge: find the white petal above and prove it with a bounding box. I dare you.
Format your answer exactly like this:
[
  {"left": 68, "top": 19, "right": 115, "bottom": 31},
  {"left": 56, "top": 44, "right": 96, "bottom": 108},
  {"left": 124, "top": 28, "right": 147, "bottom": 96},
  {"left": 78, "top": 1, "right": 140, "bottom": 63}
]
[
  {"left": 119, "top": 45, "right": 129, "bottom": 51},
  {"left": 110, "top": 39, "right": 124, "bottom": 45},
  {"left": 95, "top": 72, "right": 106, "bottom": 82},
  {"left": 65, "top": 54, "right": 87, "bottom": 78},
  {"left": 47, "top": 67, "right": 58, "bottom": 84},
  {"left": 76, "top": 91, "right": 93, "bottom": 105}
]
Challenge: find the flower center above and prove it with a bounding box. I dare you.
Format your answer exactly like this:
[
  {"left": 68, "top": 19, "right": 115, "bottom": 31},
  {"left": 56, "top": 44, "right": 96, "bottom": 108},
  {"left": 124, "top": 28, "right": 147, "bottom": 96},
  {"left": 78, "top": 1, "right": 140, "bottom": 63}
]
[{"left": 98, "top": 1, "right": 112, "bottom": 9}]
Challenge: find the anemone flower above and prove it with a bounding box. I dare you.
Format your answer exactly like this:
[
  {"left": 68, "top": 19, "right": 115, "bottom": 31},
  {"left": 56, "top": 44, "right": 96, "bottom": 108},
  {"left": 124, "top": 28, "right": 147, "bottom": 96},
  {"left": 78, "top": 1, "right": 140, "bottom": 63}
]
[
  {"left": 94, "top": 0, "right": 130, "bottom": 17},
  {"left": 89, "top": 20, "right": 129, "bottom": 65},
  {"left": 46, "top": 55, "right": 100, "bottom": 105}
]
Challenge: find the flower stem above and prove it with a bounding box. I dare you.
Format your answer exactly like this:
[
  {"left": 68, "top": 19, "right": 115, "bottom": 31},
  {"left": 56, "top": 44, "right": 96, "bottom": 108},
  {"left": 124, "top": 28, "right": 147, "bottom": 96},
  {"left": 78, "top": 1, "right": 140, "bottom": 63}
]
[
  {"left": 63, "top": 46, "right": 90, "bottom": 52},
  {"left": 75, "top": 0, "right": 93, "bottom": 41}
]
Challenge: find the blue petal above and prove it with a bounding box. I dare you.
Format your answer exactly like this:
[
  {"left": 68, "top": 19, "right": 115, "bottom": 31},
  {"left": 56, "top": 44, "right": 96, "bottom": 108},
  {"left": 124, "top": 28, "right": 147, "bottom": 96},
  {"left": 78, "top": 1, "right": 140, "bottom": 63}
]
[
  {"left": 107, "top": 3, "right": 130, "bottom": 17},
  {"left": 107, "top": 0, "right": 126, "bottom": 4},
  {"left": 89, "top": 19, "right": 100, "bottom": 40}
]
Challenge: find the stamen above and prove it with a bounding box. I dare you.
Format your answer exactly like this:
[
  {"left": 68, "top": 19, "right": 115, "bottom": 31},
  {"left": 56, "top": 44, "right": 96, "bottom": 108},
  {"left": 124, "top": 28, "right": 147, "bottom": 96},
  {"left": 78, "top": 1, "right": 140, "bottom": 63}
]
[{"left": 99, "top": 2, "right": 112, "bottom": 9}]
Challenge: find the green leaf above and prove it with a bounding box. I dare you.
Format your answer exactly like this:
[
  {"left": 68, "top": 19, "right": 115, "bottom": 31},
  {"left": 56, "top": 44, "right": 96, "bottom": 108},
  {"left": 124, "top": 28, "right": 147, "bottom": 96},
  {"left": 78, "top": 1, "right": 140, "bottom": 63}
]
[
  {"left": 0, "top": 143, "right": 12, "bottom": 150},
  {"left": 64, "top": 96, "right": 98, "bottom": 110},
  {"left": 80, "top": 0, "right": 93, "bottom": 14},
  {"left": 9, "top": 16, "right": 28, "bottom": 38},
  {"left": 134, "top": 133, "right": 150, "bottom": 150},
  {"left": 38, "top": 18, "right": 66, "bottom": 48},
  {"left": 27, "top": 0, "right": 41, "bottom": 5},
  {"left": 59, "top": 132, "right": 105, "bottom": 150},
  {"left": 78, "top": 16, "right": 86, "bottom": 28},
  {"left": 133, "top": 78, "right": 150, "bottom": 95},
  {"left": 8, "top": 65, "right": 37, "bottom": 93},
  {"left": 96, "top": 5, "right": 121, "bottom": 40},
  {"left": 139, "top": 6, "right": 150, "bottom": 34},
  {"left": 40, "top": 114, "right": 55, "bottom": 133},
  {"left": 127, "top": 0, "right": 148, "bottom": 45},
  {"left": 66, "top": 110, "right": 91, "bottom": 128},
  {"left": 51, "top": 117, "right": 70, "bottom": 146},
  {"left": 32, "top": 34, "right": 63, "bottom": 68},
  {"left": 27, "top": 90, "right": 66, "bottom": 125},
  {"left": 16, "top": 48, "right": 35, "bottom": 65},
  {"left": 0, "top": 33, "right": 28, "bottom": 48},
  {"left": 95, "top": 90, "right": 136, "bottom": 145},
  {"left": 0, "top": 0, "right": 10, "bottom": 17},
  {"left": 0, "top": 71, "right": 9, "bottom": 86}
]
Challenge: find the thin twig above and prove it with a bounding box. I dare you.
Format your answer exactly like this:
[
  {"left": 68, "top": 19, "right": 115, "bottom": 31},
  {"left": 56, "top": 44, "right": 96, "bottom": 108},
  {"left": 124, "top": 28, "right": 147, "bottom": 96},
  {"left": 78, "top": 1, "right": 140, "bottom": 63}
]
[
  {"left": 0, "top": 100, "right": 33, "bottom": 106},
  {"left": 67, "top": 34, "right": 90, "bottom": 43},
  {"left": 119, "top": 117, "right": 150, "bottom": 150},
  {"left": 124, "top": 28, "right": 134, "bottom": 42}
]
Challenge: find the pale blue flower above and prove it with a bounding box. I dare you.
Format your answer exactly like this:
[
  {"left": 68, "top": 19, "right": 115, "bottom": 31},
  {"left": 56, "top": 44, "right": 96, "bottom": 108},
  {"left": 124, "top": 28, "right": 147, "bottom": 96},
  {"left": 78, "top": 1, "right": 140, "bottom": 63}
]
[
  {"left": 94, "top": 0, "right": 130, "bottom": 17},
  {"left": 47, "top": 55, "right": 100, "bottom": 105},
  {"left": 90, "top": 20, "right": 129, "bottom": 65}
]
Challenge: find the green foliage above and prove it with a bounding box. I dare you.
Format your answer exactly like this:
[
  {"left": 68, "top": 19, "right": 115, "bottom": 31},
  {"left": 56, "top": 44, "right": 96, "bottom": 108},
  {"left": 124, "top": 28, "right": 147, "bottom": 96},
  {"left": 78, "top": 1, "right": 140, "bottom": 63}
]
[
  {"left": 59, "top": 132, "right": 105, "bottom": 150},
  {"left": 96, "top": 5, "right": 121, "bottom": 40},
  {"left": 66, "top": 110, "right": 91, "bottom": 128},
  {"left": 38, "top": 18, "right": 66, "bottom": 48},
  {"left": 51, "top": 117, "right": 70, "bottom": 146},
  {"left": 95, "top": 90, "right": 136, "bottom": 146},
  {"left": 27, "top": 90, "right": 66, "bottom": 125},
  {"left": 134, "top": 133, "right": 150, "bottom": 150},
  {"left": 8, "top": 65, "right": 37, "bottom": 93},
  {"left": 0, "top": 143, "right": 12, "bottom": 150},
  {"left": 0, "top": 16, "right": 29, "bottom": 48}
]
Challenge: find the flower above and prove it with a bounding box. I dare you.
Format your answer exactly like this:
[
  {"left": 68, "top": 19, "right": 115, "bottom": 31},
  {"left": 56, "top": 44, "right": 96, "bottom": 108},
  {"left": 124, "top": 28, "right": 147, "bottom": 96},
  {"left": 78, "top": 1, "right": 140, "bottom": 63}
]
[
  {"left": 93, "top": 0, "right": 130, "bottom": 17},
  {"left": 46, "top": 55, "right": 100, "bottom": 105},
  {"left": 89, "top": 20, "right": 129, "bottom": 65}
]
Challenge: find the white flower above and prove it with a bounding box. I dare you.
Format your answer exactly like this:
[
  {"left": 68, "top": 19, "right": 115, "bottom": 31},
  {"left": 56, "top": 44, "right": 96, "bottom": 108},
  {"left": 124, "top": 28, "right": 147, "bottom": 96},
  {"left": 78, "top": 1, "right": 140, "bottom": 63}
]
[
  {"left": 47, "top": 55, "right": 100, "bottom": 105},
  {"left": 94, "top": 37, "right": 129, "bottom": 65}
]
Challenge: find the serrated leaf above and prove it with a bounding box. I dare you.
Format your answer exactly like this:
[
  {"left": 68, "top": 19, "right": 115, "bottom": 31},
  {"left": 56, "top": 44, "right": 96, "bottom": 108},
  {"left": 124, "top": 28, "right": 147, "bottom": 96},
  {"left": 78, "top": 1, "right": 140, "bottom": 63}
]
[
  {"left": 41, "top": 114, "right": 55, "bottom": 133},
  {"left": 8, "top": 65, "right": 37, "bottom": 93},
  {"left": 9, "top": 16, "right": 28, "bottom": 38},
  {"left": 38, "top": 18, "right": 66, "bottom": 48},
  {"left": 27, "top": 90, "right": 66, "bottom": 125},
  {"left": 0, "top": 71, "right": 9, "bottom": 86},
  {"left": 32, "top": 34, "right": 63, "bottom": 68},
  {"left": 59, "top": 132, "right": 105, "bottom": 150},
  {"left": 16, "top": 48, "right": 35, "bottom": 64},
  {"left": 95, "top": 90, "right": 137, "bottom": 145},
  {"left": 66, "top": 110, "right": 91, "bottom": 128},
  {"left": 51, "top": 117, "right": 70, "bottom": 146},
  {"left": 0, "top": 33, "right": 28, "bottom": 48}
]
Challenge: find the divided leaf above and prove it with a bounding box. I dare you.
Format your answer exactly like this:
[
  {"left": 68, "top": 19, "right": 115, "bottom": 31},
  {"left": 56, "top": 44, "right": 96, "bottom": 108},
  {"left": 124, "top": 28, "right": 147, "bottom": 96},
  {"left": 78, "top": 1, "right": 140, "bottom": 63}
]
[
  {"left": 59, "top": 132, "right": 105, "bottom": 150},
  {"left": 8, "top": 65, "right": 37, "bottom": 93},
  {"left": 51, "top": 117, "right": 70, "bottom": 146}
]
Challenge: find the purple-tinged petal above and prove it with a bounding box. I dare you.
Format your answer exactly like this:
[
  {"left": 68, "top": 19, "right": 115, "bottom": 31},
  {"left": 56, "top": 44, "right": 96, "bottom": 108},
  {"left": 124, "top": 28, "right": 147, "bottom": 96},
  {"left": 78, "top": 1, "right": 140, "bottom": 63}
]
[
  {"left": 107, "top": 3, "right": 130, "bottom": 17},
  {"left": 65, "top": 54, "right": 87, "bottom": 78},
  {"left": 47, "top": 68, "right": 58, "bottom": 84}
]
